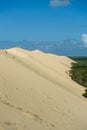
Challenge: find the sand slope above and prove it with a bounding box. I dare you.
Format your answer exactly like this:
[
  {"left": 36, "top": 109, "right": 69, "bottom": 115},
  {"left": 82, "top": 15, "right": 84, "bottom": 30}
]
[{"left": 0, "top": 48, "right": 87, "bottom": 130}]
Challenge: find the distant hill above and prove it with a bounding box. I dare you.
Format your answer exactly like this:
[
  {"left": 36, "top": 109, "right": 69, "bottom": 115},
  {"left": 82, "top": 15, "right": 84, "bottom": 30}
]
[{"left": 0, "top": 39, "right": 87, "bottom": 56}]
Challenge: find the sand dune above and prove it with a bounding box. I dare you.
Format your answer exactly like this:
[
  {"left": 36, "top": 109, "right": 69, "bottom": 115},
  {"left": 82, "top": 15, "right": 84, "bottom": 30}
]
[{"left": 0, "top": 48, "right": 87, "bottom": 130}]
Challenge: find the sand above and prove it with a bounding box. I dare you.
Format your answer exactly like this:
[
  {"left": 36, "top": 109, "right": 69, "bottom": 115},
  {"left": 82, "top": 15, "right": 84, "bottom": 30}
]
[{"left": 0, "top": 47, "right": 87, "bottom": 130}]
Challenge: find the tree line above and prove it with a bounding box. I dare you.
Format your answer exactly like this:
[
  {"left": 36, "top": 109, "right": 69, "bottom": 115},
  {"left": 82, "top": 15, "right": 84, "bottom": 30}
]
[{"left": 69, "top": 57, "right": 87, "bottom": 98}]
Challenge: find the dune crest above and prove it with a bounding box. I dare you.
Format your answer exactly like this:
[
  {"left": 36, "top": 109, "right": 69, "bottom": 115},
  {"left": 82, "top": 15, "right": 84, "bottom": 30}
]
[{"left": 0, "top": 48, "right": 87, "bottom": 130}]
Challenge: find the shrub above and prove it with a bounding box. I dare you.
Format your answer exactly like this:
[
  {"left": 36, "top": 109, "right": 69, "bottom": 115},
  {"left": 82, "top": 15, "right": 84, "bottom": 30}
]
[{"left": 82, "top": 90, "right": 87, "bottom": 98}]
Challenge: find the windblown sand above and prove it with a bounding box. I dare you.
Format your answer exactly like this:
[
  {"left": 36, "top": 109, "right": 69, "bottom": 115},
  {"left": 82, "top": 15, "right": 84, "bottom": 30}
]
[{"left": 0, "top": 48, "right": 87, "bottom": 130}]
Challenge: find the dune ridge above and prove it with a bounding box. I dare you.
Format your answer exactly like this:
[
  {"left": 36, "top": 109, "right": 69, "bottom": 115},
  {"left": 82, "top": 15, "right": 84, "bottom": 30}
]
[{"left": 0, "top": 48, "right": 87, "bottom": 130}]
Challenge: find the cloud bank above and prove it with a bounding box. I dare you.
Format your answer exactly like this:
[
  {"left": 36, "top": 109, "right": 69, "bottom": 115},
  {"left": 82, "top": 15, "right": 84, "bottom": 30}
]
[
  {"left": 49, "top": 0, "right": 71, "bottom": 7},
  {"left": 82, "top": 33, "right": 87, "bottom": 47}
]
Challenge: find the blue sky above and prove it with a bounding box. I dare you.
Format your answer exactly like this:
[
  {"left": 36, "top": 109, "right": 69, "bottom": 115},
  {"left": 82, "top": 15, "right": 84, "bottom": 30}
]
[{"left": 0, "top": 0, "right": 87, "bottom": 41}]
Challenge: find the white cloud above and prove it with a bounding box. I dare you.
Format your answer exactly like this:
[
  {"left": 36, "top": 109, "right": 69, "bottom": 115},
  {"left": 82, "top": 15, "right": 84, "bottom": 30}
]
[
  {"left": 49, "top": 0, "right": 71, "bottom": 7},
  {"left": 82, "top": 33, "right": 87, "bottom": 47}
]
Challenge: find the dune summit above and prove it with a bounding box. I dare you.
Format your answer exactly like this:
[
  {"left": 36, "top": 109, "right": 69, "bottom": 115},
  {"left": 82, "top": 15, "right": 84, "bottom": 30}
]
[{"left": 0, "top": 48, "right": 87, "bottom": 130}]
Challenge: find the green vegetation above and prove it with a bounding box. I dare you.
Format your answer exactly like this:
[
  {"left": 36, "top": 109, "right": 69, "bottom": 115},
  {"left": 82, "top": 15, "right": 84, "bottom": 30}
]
[
  {"left": 69, "top": 57, "right": 87, "bottom": 98},
  {"left": 82, "top": 90, "right": 87, "bottom": 98}
]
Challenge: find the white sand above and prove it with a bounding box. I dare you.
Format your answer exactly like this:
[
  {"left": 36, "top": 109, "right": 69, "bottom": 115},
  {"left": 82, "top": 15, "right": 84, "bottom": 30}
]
[{"left": 0, "top": 48, "right": 87, "bottom": 130}]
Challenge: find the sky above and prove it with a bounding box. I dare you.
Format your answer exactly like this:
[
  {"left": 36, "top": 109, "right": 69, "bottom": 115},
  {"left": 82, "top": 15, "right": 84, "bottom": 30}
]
[{"left": 0, "top": 0, "right": 87, "bottom": 42}]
